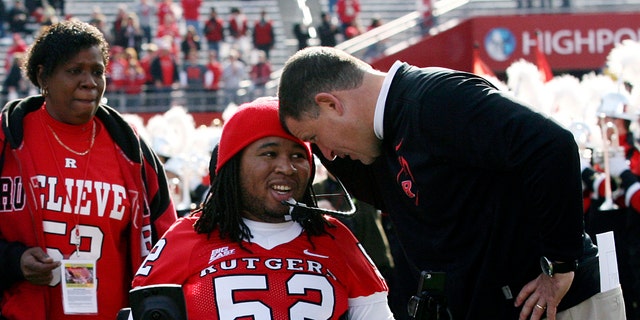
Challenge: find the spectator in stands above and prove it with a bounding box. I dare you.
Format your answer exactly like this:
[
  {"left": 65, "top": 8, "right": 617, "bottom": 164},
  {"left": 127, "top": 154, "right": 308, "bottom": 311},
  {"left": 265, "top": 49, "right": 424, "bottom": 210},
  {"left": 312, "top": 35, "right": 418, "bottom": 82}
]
[
  {"left": 3, "top": 52, "right": 28, "bottom": 101},
  {"left": 88, "top": 5, "right": 103, "bottom": 26},
  {"left": 227, "top": 7, "right": 249, "bottom": 58},
  {"left": 134, "top": 0, "right": 156, "bottom": 44},
  {"left": 336, "top": 0, "right": 360, "bottom": 38},
  {"left": 249, "top": 50, "right": 271, "bottom": 101},
  {"left": 182, "top": 49, "right": 207, "bottom": 107},
  {"left": 203, "top": 7, "right": 224, "bottom": 57},
  {"left": 4, "top": 32, "right": 28, "bottom": 73},
  {"left": 121, "top": 13, "right": 144, "bottom": 54},
  {"left": 252, "top": 9, "right": 275, "bottom": 60},
  {"left": 180, "top": 25, "right": 201, "bottom": 63},
  {"left": 7, "top": 0, "right": 29, "bottom": 36},
  {"left": 181, "top": 0, "right": 202, "bottom": 38},
  {"left": 317, "top": 12, "right": 340, "bottom": 47},
  {"left": 112, "top": 4, "right": 129, "bottom": 48},
  {"left": 139, "top": 42, "right": 159, "bottom": 106},
  {"left": 140, "top": 43, "right": 157, "bottom": 82},
  {"left": 123, "top": 47, "right": 147, "bottom": 108},
  {"left": 105, "top": 46, "right": 127, "bottom": 109},
  {"left": 204, "top": 49, "right": 223, "bottom": 109},
  {"left": 221, "top": 48, "right": 248, "bottom": 107},
  {"left": 155, "top": 14, "right": 180, "bottom": 55},
  {"left": 368, "top": 17, "right": 383, "bottom": 31},
  {"left": 343, "top": 20, "right": 363, "bottom": 40},
  {"left": 150, "top": 39, "right": 180, "bottom": 107},
  {"left": 293, "top": 22, "right": 310, "bottom": 51},
  {"left": 88, "top": 6, "right": 114, "bottom": 44},
  {"left": 156, "top": 0, "right": 178, "bottom": 26},
  {"left": 31, "top": 4, "right": 58, "bottom": 28},
  {"left": 417, "top": 0, "right": 435, "bottom": 35}
]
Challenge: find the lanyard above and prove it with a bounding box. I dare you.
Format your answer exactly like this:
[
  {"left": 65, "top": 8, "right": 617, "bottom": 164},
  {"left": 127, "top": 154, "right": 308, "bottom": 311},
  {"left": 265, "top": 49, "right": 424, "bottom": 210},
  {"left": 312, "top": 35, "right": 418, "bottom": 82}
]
[{"left": 40, "top": 111, "right": 95, "bottom": 256}]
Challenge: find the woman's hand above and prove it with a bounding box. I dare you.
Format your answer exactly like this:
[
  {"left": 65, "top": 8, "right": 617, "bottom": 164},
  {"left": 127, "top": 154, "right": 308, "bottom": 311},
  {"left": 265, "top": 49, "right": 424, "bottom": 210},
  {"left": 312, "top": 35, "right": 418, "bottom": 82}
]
[{"left": 20, "top": 247, "right": 61, "bottom": 286}]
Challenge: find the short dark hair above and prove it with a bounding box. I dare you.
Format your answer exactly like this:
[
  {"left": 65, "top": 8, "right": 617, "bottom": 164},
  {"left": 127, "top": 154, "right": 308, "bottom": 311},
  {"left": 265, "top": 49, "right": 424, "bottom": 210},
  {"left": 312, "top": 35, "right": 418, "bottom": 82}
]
[
  {"left": 278, "top": 46, "right": 369, "bottom": 125},
  {"left": 22, "top": 19, "right": 110, "bottom": 88}
]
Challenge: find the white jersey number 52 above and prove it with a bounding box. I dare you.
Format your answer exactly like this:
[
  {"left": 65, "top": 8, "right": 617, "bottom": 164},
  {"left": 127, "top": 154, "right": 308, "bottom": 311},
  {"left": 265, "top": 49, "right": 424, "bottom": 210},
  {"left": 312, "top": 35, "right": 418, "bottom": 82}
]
[{"left": 215, "top": 274, "right": 334, "bottom": 320}]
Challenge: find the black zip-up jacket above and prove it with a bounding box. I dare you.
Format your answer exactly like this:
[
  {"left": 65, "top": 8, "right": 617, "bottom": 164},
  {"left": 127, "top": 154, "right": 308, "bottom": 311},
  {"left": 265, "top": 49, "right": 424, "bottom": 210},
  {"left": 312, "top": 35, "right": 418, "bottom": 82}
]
[{"left": 319, "top": 64, "right": 599, "bottom": 319}]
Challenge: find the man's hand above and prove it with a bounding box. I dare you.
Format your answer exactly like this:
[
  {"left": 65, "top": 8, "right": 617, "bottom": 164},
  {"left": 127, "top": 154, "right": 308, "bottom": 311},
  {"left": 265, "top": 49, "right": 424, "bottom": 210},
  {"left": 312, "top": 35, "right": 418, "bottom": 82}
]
[
  {"left": 515, "top": 272, "right": 574, "bottom": 320},
  {"left": 20, "top": 247, "right": 61, "bottom": 286}
]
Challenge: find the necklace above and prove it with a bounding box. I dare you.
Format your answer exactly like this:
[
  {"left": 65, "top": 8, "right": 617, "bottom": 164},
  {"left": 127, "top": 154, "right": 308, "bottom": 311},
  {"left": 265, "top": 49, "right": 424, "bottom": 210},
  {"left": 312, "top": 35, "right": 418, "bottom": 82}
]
[{"left": 47, "top": 121, "right": 96, "bottom": 156}]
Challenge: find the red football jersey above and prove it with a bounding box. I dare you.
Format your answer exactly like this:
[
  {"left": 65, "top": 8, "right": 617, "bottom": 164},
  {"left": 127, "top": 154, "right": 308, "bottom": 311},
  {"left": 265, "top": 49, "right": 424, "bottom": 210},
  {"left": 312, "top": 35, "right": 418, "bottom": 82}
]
[
  {"left": 28, "top": 110, "right": 132, "bottom": 318},
  {"left": 133, "top": 215, "right": 389, "bottom": 319}
]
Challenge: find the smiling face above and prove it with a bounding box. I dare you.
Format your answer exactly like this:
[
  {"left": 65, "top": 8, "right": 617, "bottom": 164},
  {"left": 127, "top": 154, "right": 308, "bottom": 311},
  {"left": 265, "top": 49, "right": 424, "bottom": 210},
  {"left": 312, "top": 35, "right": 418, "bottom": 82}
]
[
  {"left": 40, "top": 45, "right": 106, "bottom": 125},
  {"left": 239, "top": 136, "right": 311, "bottom": 223}
]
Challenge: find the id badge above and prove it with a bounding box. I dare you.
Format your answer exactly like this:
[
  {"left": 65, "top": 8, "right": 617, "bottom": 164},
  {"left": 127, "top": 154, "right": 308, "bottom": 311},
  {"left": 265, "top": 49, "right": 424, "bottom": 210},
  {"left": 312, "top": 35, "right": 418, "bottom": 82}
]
[{"left": 60, "top": 259, "right": 98, "bottom": 314}]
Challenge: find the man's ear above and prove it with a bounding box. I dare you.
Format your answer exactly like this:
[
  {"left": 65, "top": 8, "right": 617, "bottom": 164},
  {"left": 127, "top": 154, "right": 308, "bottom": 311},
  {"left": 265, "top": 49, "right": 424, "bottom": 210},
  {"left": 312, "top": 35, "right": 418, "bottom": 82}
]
[{"left": 315, "top": 92, "right": 344, "bottom": 115}]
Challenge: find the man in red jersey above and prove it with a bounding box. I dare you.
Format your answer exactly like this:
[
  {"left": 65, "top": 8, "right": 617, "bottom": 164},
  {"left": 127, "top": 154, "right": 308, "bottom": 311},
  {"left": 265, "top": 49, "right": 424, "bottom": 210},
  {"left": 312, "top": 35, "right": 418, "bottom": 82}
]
[{"left": 133, "top": 97, "right": 395, "bottom": 319}]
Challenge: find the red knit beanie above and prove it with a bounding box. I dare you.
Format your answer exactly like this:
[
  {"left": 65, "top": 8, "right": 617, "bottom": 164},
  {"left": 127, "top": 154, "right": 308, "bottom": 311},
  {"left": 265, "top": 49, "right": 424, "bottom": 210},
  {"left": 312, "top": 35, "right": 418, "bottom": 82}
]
[{"left": 215, "top": 97, "right": 312, "bottom": 174}]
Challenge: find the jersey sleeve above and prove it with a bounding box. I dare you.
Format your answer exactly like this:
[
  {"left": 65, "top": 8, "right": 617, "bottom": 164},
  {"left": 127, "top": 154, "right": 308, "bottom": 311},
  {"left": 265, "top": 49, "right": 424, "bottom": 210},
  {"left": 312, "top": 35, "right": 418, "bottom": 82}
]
[
  {"left": 132, "top": 217, "right": 196, "bottom": 287},
  {"left": 327, "top": 217, "right": 389, "bottom": 297}
]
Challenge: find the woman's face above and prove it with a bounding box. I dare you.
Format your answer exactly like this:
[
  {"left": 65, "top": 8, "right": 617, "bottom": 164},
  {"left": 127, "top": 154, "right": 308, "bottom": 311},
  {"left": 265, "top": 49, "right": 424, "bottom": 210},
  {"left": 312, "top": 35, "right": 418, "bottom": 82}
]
[{"left": 41, "top": 45, "right": 106, "bottom": 125}]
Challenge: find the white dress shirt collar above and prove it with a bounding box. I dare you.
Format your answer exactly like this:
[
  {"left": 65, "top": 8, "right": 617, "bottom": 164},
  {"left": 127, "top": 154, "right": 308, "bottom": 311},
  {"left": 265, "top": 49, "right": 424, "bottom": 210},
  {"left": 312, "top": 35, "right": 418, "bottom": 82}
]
[{"left": 374, "top": 61, "right": 404, "bottom": 140}]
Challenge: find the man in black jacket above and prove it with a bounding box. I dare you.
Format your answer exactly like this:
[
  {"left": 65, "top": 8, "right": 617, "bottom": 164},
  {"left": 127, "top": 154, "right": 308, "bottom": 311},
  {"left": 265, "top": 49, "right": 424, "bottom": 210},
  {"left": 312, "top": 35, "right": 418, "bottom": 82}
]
[{"left": 277, "top": 46, "right": 624, "bottom": 320}]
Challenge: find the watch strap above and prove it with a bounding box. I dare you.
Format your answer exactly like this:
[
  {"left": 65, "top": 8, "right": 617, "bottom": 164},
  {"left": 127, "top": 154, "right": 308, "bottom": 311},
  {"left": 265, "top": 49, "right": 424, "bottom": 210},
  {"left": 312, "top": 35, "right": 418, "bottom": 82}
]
[{"left": 552, "top": 260, "right": 578, "bottom": 274}]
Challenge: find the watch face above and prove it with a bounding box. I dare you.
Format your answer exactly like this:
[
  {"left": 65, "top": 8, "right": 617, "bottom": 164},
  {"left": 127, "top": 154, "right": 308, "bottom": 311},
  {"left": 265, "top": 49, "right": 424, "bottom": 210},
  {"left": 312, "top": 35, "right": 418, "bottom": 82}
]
[{"left": 540, "top": 256, "right": 553, "bottom": 276}]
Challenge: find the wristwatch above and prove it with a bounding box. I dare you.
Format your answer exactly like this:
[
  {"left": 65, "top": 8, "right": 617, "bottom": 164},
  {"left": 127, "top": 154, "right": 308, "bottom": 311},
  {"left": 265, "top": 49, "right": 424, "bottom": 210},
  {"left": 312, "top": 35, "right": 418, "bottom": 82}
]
[{"left": 540, "top": 256, "right": 578, "bottom": 277}]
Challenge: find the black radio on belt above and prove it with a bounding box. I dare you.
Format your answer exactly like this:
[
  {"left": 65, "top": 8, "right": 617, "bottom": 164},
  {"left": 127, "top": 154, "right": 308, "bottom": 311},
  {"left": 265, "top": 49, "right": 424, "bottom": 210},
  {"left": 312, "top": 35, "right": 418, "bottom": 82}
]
[{"left": 407, "top": 271, "right": 452, "bottom": 320}]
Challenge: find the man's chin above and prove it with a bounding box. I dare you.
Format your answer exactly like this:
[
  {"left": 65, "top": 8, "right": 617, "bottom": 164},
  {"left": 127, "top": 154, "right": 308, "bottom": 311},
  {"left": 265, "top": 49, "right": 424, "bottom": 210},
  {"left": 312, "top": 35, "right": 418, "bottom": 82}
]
[
  {"left": 359, "top": 157, "right": 376, "bottom": 165},
  {"left": 267, "top": 207, "right": 293, "bottom": 218}
]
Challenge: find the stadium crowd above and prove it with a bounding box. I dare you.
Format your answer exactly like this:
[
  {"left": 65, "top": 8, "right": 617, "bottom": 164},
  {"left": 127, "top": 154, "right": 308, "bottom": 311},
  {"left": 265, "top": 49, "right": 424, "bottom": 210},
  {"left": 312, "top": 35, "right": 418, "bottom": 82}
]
[{"left": 0, "top": 0, "right": 375, "bottom": 112}]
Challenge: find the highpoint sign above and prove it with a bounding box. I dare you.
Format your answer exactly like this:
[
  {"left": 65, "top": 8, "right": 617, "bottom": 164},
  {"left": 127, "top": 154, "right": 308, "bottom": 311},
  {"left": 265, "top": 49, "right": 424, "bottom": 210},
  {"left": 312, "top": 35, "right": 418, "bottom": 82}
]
[
  {"left": 522, "top": 28, "right": 640, "bottom": 55},
  {"left": 474, "top": 12, "right": 640, "bottom": 71},
  {"left": 369, "top": 11, "right": 640, "bottom": 74}
]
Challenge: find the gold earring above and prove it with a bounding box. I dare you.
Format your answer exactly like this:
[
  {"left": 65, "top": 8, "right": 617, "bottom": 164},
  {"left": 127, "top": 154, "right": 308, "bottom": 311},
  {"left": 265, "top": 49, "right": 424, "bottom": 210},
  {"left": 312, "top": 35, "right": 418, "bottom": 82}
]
[{"left": 41, "top": 87, "right": 48, "bottom": 97}]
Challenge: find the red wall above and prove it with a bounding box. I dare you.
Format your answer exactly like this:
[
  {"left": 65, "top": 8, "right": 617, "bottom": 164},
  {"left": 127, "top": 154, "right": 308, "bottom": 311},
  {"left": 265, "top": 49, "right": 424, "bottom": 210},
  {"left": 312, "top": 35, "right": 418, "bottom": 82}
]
[{"left": 373, "top": 11, "right": 640, "bottom": 74}]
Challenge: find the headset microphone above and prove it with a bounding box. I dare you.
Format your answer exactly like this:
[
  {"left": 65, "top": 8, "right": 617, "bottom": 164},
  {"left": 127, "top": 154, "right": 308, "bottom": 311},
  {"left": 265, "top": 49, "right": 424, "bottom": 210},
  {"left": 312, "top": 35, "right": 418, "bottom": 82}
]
[{"left": 281, "top": 196, "right": 356, "bottom": 224}]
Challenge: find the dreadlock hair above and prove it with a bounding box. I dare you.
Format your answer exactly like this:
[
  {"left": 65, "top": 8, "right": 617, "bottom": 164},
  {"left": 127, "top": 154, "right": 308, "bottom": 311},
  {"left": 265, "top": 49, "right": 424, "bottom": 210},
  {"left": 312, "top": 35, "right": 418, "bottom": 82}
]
[{"left": 193, "top": 150, "right": 334, "bottom": 252}]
